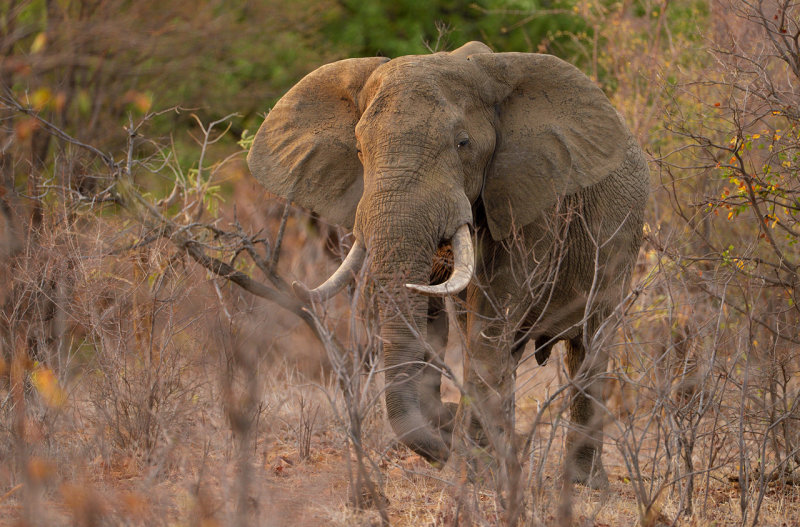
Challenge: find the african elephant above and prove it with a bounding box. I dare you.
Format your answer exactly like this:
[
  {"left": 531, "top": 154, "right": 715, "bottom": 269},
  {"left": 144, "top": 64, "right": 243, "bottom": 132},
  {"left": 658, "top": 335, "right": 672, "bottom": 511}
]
[{"left": 247, "top": 41, "right": 649, "bottom": 488}]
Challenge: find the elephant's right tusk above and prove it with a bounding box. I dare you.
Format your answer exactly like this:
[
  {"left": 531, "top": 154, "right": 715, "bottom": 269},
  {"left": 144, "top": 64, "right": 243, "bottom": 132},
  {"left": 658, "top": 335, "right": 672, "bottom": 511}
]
[
  {"left": 293, "top": 239, "right": 366, "bottom": 302},
  {"left": 406, "top": 224, "right": 474, "bottom": 296}
]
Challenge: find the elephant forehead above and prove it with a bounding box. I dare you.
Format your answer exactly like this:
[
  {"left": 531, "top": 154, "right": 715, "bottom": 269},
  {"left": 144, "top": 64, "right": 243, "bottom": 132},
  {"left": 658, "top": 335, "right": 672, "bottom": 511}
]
[
  {"left": 356, "top": 94, "right": 458, "bottom": 146},
  {"left": 358, "top": 99, "right": 444, "bottom": 142},
  {"left": 360, "top": 55, "right": 479, "bottom": 112}
]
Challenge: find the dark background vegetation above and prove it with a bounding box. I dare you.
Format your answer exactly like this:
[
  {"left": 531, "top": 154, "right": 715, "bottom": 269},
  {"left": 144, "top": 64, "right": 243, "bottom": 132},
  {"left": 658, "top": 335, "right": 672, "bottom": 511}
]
[
  {"left": 1, "top": 0, "right": 593, "bottom": 147},
  {"left": 2, "top": 0, "right": 800, "bottom": 525}
]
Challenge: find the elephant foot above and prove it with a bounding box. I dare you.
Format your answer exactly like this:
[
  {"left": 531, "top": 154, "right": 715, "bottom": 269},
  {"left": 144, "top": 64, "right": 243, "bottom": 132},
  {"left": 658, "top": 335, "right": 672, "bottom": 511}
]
[
  {"left": 450, "top": 411, "right": 523, "bottom": 485},
  {"left": 571, "top": 463, "right": 608, "bottom": 490},
  {"left": 422, "top": 400, "right": 458, "bottom": 446},
  {"left": 568, "top": 444, "right": 609, "bottom": 490},
  {"left": 441, "top": 401, "right": 458, "bottom": 432},
  {"left": 451, "top": 433, "right": 527, "bottom": 491}
]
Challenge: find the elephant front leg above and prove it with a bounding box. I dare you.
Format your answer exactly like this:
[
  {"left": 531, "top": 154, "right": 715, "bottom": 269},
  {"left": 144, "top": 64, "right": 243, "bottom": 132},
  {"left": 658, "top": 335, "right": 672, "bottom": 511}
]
[
  {"left": 459, "top": 295, "right": 518, "bottom": 456},
  {"left": 565, "top": 333, "right": 609, "bottom": 489},
  {"left": 420, "top": 296, "right": 457, "bottom": 444},
  {"left": 448, "top": 302, "right": 522, "bottom": 496}
]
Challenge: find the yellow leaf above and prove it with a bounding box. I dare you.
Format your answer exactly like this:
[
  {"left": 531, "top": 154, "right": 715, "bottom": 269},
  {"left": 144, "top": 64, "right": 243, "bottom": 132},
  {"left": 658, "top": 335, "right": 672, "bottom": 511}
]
[
  {"left": 133, "top": 93, "right": 152, "bottom": 113},
  {"left": 31, "top": 367, "right": 66, "bottom": 407},
  {"left": 123, "top": 90, "right": 152, "bottom": 113},
  {"left": 30, "top": 32, "right": 47, "bottom": 54},
  {"left": 28, "top": 458, "right": 56, "bottom": 484},
  {"left": 31, "top": 88, "right": 51, "bottom": 110},
  {"left": 752, "top": 133, "right": 760, "bottom": 139}
]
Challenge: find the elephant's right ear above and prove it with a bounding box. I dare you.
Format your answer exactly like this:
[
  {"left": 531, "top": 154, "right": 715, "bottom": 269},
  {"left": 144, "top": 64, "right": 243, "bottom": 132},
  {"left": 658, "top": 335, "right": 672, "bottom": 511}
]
[{"left": 247, "top": 57, "right": 388, "bottom": 228}]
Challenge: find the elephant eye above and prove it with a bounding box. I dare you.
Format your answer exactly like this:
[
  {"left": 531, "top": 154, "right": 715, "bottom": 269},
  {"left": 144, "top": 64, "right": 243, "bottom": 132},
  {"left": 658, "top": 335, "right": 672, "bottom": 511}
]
[{"left": 456, "top": 136, "right": 470, "bottom": 149}]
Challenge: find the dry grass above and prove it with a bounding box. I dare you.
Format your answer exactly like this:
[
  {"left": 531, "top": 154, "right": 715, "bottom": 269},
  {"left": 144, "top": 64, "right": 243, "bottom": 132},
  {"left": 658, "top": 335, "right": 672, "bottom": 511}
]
[
  {"left": 3, "top": 215, "right": 800, "bottom": 527},
  {"left": 3, "top": 2, "right": 800, "bottom": 524},
  {"left": 1, "top": 123, "right": 799, "bottom": 527}
]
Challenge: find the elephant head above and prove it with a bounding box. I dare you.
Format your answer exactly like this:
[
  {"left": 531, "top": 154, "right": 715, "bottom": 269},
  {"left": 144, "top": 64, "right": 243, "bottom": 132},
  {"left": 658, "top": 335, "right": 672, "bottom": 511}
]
[{"left": 247, "top": 42, "right": 633, "bottom": 463}]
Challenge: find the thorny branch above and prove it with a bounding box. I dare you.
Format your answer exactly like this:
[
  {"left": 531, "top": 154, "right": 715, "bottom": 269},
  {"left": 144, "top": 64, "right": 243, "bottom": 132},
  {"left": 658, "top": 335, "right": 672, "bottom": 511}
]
[
  {"left": 0, "top": 90, "right": 342, "bottom": 353},
  {"left": 2, "top": 85, "right": 392, "bottom": 523}
]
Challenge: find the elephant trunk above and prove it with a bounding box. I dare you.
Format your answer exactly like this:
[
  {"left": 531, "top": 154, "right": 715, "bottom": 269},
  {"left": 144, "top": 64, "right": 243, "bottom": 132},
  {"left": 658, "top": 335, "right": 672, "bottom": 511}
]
[{"left": 368, "top": 231, "right": 450, "bottom": 463}]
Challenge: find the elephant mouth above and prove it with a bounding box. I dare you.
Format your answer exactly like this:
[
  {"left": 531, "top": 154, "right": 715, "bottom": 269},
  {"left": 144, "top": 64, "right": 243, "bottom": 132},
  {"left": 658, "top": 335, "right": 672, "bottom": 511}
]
[
  {"left": 292, "top": 223, "right": 475, "bottom": 301},
  {"left": 405, "top": 224, "right": 474, "bottom": 296}
]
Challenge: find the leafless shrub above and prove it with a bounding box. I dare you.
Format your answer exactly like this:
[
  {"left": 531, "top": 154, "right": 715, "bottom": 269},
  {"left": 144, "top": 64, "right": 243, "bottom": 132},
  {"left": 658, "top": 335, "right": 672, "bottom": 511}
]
[
  {"left": 84, "top": 248, "right": 202, "bottom": 462},
  {"left": 282, "top": 394, "right": 319, "bottom": 461},
  {"left": 9, "top": 4, "right": 800, "bottom": 524},
  {"left": 0, "top": 88, "right": 403, "bottom": 524},
  {"left": 643, "top": 1, "right": 800, "bottom": 523},
  {"left": 306, "top": 256, "right": 391, "bottom": 523}
]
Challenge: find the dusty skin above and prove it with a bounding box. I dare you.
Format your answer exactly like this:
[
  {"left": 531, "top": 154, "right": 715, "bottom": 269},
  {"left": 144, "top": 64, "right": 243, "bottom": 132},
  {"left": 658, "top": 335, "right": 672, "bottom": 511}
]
[{"left": 248, "top": 41, "right": 650, "bottom": 489}]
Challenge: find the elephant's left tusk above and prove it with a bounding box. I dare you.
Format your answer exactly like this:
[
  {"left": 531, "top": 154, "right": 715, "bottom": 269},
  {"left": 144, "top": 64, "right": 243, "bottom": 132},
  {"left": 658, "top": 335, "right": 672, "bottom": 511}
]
[
  {"left": 293, "top": 239, "right": 366, "bottom": 302},
  {"left": 406, "top": 224, "right": 474, "bottom": 297}
]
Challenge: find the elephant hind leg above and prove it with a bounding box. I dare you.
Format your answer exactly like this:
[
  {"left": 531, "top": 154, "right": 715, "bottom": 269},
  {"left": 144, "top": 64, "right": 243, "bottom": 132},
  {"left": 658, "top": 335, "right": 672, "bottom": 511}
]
[{"left": 565, "top": 332, "right": 609, "bottom": 489}]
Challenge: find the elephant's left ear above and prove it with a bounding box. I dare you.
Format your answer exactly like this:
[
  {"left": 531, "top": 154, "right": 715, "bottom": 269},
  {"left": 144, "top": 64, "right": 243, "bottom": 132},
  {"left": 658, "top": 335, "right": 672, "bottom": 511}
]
[{"left": 469, "top": 53, "right": 631, "bottom": 240}]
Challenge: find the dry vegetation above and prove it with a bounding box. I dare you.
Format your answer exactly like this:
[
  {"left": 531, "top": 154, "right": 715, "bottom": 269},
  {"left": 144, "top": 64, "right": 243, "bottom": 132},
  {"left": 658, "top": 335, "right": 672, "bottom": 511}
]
[{"left": 3, "top": 0, "right": 800, "bottom": 525}]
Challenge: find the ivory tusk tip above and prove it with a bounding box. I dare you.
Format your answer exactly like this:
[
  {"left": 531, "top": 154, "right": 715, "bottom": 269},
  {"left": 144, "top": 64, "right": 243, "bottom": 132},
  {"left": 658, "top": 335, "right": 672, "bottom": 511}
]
[{"left": 292, "top": 281, "right": 314, "bottom": 302}]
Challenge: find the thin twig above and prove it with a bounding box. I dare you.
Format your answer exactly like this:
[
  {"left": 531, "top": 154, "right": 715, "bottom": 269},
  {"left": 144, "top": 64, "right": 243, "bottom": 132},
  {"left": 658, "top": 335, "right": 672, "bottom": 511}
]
[{"left": 270, "top": 200, "right": 291, "bottom": 273}]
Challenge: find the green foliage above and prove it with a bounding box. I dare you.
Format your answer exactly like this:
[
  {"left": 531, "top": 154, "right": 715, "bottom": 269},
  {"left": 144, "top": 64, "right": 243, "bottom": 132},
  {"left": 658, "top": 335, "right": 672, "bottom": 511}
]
[
  {"left": 3, "top": 0, "right": 657, "bottom": 163},
  {"left": 322, "top": 0, "right": 587, "bottom": 57},
  {"left": 9, "top": 0, "right": 47, "bottom": 28},
  {"left": 665, "top": 0, "right": 708, "bottom": 39}
]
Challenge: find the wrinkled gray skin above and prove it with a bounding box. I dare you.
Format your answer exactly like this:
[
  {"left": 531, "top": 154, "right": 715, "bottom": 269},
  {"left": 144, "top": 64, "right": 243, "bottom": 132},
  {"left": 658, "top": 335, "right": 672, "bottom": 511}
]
[{"left": 247, "top": 41, "right": 649, "bottom": 488}]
